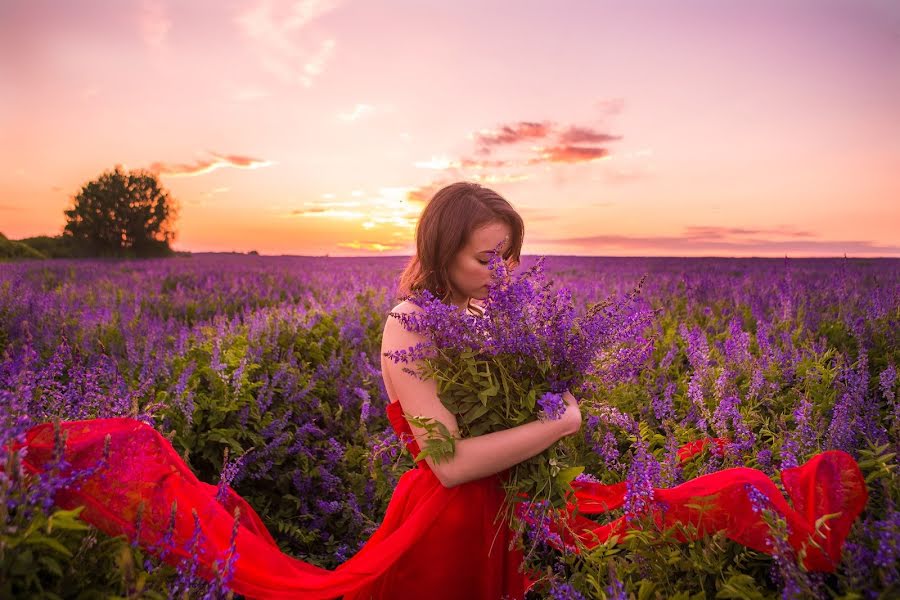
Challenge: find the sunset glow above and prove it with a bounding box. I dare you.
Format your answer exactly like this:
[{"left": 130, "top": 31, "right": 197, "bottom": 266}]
[{"left": 2, "top": 0, "right": 898, "bottom": 257}]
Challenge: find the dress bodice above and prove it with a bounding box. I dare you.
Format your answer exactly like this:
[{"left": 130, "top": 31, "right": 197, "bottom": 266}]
[{"left": 386, "top": 401, "right": 425, "bottom": 467}]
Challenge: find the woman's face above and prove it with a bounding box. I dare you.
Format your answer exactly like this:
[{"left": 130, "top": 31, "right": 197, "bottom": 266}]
[{"left": 447, "top": 220, "right": 512, "bottom": 308}]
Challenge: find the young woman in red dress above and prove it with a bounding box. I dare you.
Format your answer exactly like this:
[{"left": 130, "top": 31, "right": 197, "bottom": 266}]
[{"left": 346, "top": 182, "right": 583, "bottom": 599}]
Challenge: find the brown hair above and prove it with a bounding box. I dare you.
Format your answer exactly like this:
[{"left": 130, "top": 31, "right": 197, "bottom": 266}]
[{"left": 397, "top": 182, "right": 524, "bottom": 306}]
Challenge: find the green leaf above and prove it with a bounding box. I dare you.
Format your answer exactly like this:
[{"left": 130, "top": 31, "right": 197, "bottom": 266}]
[
  {"left": 715, "top": 573, "right": 765, "bottom": 599},
  {"left": 47, "top": 506, "right": 89, "bottom": 532},
  {"left": 466, "top": 402, "right": 491, "bottom": 422},
  {"left": 555, "top": 466, "right": 585, "bottom": 487},
  {"left": 637, "top": 579, "right": 656, "bottom": 600},
  {"left": 24, "top": 535, "right": 73, "bottom": 557},
  {"left": 37, "top": 555, "right": 64, "bottom": 578}
]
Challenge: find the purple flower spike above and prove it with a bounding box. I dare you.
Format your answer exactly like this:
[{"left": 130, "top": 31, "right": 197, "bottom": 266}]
[{"left": 538, "top": 391, "right": 566, "bottom": 421}]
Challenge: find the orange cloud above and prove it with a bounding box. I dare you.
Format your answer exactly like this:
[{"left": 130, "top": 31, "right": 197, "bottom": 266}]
[
  {"left": 288, "top": 188, "right": 423, "bottom": 232},
  {"left": 473, "top": 121, "right": 552, "bottom": 150},
  {"left": 406, "top": 180, "right": 450, "bottom": 206},
  {"left": 532, "top": 230, "right": 900, "bottom": 256},
  {"left": 469, "top": 172, "right": 532, "bottom": 184},
  {"left": 683, "top": 226, "right": 816, "bottom": 240},
  {"left": 148, "top": 152, "right": 272, "bottom": 177},
  {"left": 558, "top": 126, "right": 622, "bottom": 145},
  {"left": 415, "top": 115, "right": 623, "bottom": 184},
  {"left": 337, "top": 240, "right": 406, "bottom": 252},
  {"left": 431, "top": 116, "right": 624, "bottom": 176},
  {"left": 458, "top": 158, "right": 513, "bottom": 170},
  {"left": 530, "top": 145, "right": 610, "bottom": 164}
]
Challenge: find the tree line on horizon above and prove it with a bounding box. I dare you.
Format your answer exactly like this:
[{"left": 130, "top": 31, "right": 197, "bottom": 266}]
[{"left": 1, "top": 166, "right": 180, "bottom": 260}]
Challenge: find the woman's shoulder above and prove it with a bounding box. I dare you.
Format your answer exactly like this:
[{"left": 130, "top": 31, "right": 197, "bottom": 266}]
[
  {"left": 383, "top": 300, "right": 427, "bottom": 348},
  {"left": 389, "top": 299, "right": 423, "bottom": 316},
  {"left": 384, "top": 300, "right": 422, "bottom": 334}
]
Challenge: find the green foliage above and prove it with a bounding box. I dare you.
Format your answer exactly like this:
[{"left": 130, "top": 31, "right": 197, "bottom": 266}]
[
  {"left": 155, "top": 306, "right": 401, "bottom": 569},
  {"left": 858, "top": 441, "right": 897, "bottom": 488},
  {"left": 0, "top": 231, "right": 47, "bottom": 260},
  {"left": 63, "top": 166, "right": 177, "bottom": 258},
  {"left": 18, "top": 235, "right": 87, "bottom": 259},
  {"left": 1, "top": 473, "right": 173, "bottom": 598},
  {"left": 413, "top": 344, "right": 584, "bottom": 525},
  {"left": 406, "top": 414, "right": 457, "bottom": 463}
]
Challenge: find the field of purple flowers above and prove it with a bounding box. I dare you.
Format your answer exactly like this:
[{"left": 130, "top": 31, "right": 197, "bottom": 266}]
[{"left": 1, "top": 255, "right": 898, "bottom": 599}]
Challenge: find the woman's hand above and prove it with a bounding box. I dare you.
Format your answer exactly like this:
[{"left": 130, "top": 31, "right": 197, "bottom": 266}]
[{"left": 559, "top": 390, "right": 582, "bottom": 436}]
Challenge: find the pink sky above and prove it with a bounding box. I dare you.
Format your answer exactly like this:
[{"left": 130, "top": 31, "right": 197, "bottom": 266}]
[{"left": 2, "top": 0, "right": 898, "bottom": 257}]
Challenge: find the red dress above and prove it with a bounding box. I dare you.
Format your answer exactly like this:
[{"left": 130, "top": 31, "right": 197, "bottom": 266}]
[{"left": 343, "top": 400, "right": 528, "bottom": 599}]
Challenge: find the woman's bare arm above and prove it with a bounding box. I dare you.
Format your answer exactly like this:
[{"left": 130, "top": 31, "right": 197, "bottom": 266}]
[{"left": 382, "top": 303, "right": 582, "bottom": 489}]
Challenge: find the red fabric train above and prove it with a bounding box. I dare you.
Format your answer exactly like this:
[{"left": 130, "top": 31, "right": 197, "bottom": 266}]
[{"left": 10, "top": 406, "right": 867, "bottom": 599}]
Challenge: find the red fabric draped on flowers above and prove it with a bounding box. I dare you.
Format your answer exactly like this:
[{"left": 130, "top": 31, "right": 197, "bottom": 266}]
[
  {"left": 528, "top": 440, "right": 867, "bottom": 573},
  {"left": 10, "top": 416, "right": 866, "bottom": 599},
  {"left": 13, "top": 409, "right": 528, "bottom": 600}
]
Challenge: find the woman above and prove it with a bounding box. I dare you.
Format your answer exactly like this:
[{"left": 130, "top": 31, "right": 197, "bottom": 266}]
[{"left": 348, "top": 182, "right": 583, "bottom": 598}]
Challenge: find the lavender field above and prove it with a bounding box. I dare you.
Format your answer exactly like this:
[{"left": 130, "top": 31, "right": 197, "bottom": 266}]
[{"left": 2, "top": 255, "right": 898, "bottom": 599}]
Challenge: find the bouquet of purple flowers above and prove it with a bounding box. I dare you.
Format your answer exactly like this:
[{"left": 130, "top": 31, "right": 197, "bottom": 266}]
[{"left": 385, "top": 252, "right": 655, "bottom": 528}]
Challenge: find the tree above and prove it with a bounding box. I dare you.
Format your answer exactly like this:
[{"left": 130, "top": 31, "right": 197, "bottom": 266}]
[{"left": 63, "top": 166, "right": 178, "bottom": 257}]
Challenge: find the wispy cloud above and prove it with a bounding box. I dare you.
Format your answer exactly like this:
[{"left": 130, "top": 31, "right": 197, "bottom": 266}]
[
  {"left": 336, "top": 240, "right": 407, "bottom": 252},
  {"left": 291, "top": 207, "right": 366, "bottom": 219},
  {"left": 338, "top": 103, "right": 374, "bottom": 121},
  {"left": 472, "top": 122, "right": 553, "bottom": 150},
  {"left": 468, "top": 172, "right": 533, "bottom": 184},
  {"left": 683, "top": 225, "right": 816, "bottom": 240},
  {"left": 289, "top": 187, "right": 423, "bottom": 230},
  {"left": 418, "top": 117, "right": 622, "bottom": 183},
  {"left": 149, "top": 152, "right": 273, "bottom": 177},
  {"left": 528, "top": 145, "right": 610, "bottom": 165},
  {"left": 533, "top": 228, "right": 900, "bottom": 256},
  {"left": 235, "top": 0, "right": 340, "bottom": 87},
  {"left": 470, "top": 120, "right": 620, "bottom": 162},
  {"left": 415, "top": 157, "right": 513, "bottom": 170},
  {"left": 557, "top": 126, "right": 621, "bottom": 145}
]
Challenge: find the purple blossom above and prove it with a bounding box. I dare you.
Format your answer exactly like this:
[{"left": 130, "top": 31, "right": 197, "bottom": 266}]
[
  {"left": 605, "top": 563, "right": 628, "bottom": 600},
  {"left": 879, "top": 364, "right": 897, "bottom": 404},
  {"left": 623, "top": 434, "right": 660, "bottom": 520},
  {"left": 724, "top": 317, "right": 752, "bottom": 366},
  {"left": 538, "top": 391, "right": 566, "bottom": 421},
  {"left": 548, "top": 579, "right": 586, "bottom": 600},
  {"left": 652, "top": 381, "right": 676, "bottom": 422}
]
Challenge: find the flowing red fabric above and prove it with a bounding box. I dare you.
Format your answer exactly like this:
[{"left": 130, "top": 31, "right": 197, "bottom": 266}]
[
  {"left": 535, "top": 442, "right": 867, "bottom": 573},
  {"left": 13, "top": 404, "right": 527, "bottom": 600},
  {"left": 10, "top": 405, "right": 866, "bottom": 599}
]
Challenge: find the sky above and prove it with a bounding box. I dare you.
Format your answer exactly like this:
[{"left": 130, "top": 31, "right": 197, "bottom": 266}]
[{"left": 1, "top": 0, "right": 899, "bottom": 257}]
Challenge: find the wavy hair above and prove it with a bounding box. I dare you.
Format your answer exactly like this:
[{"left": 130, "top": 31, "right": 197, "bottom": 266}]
[{"left": 397, "top": 182, "right": 524, "bottom": 309}]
